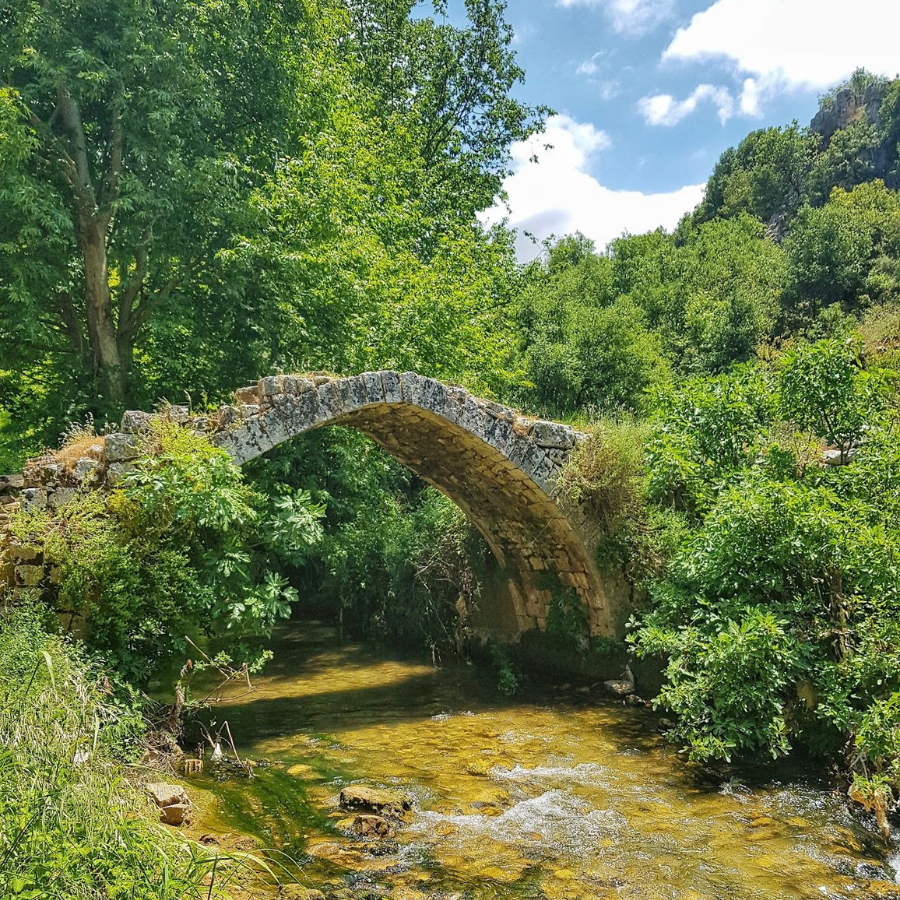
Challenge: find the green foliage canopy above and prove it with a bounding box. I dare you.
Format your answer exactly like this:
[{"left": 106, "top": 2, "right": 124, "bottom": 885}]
[{"left": 0, "top": 0, "right": 543, "bottom": 457}]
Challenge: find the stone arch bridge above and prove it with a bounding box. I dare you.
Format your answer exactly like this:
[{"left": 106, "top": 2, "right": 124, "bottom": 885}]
[{"left": 8, "top": 372, "right": 633, "bottom": 640}]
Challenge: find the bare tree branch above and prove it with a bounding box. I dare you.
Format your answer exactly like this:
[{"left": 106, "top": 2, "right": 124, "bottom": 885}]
[
  {"left": 55, "top": 83, "right": 97, "bottom": 215},
  {"left": 116, "top": 242, "right": 149, "bottom": 336},
  {"left": 100, "top": 90, "right": 124, "bottom": 214}
]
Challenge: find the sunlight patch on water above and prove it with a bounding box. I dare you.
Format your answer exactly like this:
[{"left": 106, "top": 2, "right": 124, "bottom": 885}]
[{"left": 195, "top": 622, "right": 900, "bottom": 900}]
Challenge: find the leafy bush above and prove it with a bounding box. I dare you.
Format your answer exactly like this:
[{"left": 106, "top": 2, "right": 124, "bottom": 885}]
[
  {"left": 10, "top": 423, "right": 324, "bottom": 683},
  {"left": 557, "top": 418, "right": 663, "bottom": 579},
  {"left": 636, "top": 468, "right": 900, "bottom": 773},
  {"left": 488, "top": 643, "right": 524, "bottom": 696},
  {"left": 645, "top": 366, "right": 774, "bottom": 516},
  {"left": 558, "top": 419, "right": 648, "bottom": 527},
  {"left": 631, "top": 337, "right": 900, "bottom": 811},
  {"left": 322, "top": 482, "right": 485, "bottom": 653}
]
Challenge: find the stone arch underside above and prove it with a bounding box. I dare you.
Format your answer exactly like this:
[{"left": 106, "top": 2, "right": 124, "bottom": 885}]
[{"left": 210, "top": 372, "right": 616, "bottom": 638}]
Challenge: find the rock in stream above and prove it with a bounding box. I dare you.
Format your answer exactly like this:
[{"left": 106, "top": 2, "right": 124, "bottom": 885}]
[{"left": 339, "top": 786, "right": 412, "bottom": 819}]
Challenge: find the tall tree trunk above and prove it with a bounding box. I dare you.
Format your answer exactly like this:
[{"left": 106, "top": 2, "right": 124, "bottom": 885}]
[
  {"left": 77, "top": 213, "right": 126, "bottom": 404},
  {"left": 57, "top": 83, "right": 128, "bottom": 406}
]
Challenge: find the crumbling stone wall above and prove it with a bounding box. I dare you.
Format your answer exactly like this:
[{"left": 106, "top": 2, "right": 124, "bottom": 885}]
[{"left": 1, "top": 372, "right": 632, "bottom": 639}]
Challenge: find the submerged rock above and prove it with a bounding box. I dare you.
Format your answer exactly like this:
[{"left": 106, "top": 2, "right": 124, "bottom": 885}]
[
  {"left": 749, "top": 815, "right": 776, "bottom": 828},
  {"left": 855, "top": 862, "right": 891, "bottom": 881},
  {"left": 339, "top": 786, "right": 412, "bottom": 818},
  {"left": 352, "top": 814, "right": 397, "bottom": 839},
  {"left": 279, "top": 888, "right": 326, "bottom": 900}
]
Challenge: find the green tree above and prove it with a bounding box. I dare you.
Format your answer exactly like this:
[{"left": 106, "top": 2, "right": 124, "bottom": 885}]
[
  {"left": 646, "top": 366, "right": 773, "bottom": 515},
  {"left": 0, "top": 0, "right": 325, "bottom": 405},
  {"left": 344, "top": 0, "right": 548, "bottom": 221},
  {"left": 807, "top": 123, "right": 881, "bottom": 203},
  {"left": 783, "top": 182, "right": 900, "bottom": 321},
  {"left": 779, "top": 336, "right": 889, "bottom": 457},
  {"left": 515, "top": 235, "right": 668, "bottom": 416},
  {"left": 697, "top": 125, "right": 816, "bottom": 224},
  {"left": 522, "top": 298, "right": 669, "bottom": 416},
  {"left": 0, "top": 0, "right": 542, "bottom": 449},
  {"left": 633, "top": 333, "right": 900, "bottom": 796},
  {"left": 675, "top": 216, "right": 785, "bottom": 371},
  {"left": 783, "top": 197, "right": 875, "bottom": 318},
  {"left": 609, "top": 217, "right": 784, "bottom": 373}
]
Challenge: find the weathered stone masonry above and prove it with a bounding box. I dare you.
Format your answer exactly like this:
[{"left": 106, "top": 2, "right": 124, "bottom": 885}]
[{"left": 2, "top": 372, "right": 633, "bottom": 639}]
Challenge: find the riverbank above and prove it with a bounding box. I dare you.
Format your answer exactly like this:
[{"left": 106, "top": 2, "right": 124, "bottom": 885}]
[{"left": 0, "top": 605, "right": 225, "bottom": 899}]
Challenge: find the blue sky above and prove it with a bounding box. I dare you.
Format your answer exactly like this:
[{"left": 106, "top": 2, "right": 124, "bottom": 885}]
[{"left": 474, "top": 0, "right": 900, "bottom": 258}]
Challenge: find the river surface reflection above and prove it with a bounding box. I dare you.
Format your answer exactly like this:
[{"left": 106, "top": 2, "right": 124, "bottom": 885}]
[{"left": 196, "top": 621, "right": 899, "bottom": 899}]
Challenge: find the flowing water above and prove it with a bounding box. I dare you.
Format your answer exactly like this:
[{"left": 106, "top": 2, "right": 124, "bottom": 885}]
[{"left": 192, "top": 621, "right": 900, "bottom": 899}]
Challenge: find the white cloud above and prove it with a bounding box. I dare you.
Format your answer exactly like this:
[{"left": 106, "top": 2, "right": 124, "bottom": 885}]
[
  {"left": 558, "top": 0, "right": 673, "bottom": 34},
  {"left": 482, "top": 115, "right": 704, "bottom": 259},
  {"left": 738, "top": 78, "right": 762, "bottom": 117},
  {"left": 576, "top": 52, "right": 621, "bottom": 99},
  {"left": 663, "top": 0, "right": 900, "bottom": 91},
  {"left": 638, "top": 84, "right": 734, "bottom": 126},
  {"left": 577, "top": 53, "right": 605, "bottom": 78},
  {"left": 596, "top": 80, "right": 621, "bottom": 100},
  {"left": 511, "top": 22, "right": 535, "bottom": 47}
]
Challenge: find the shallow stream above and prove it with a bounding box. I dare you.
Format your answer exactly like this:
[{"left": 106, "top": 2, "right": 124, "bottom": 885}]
[{"left": 193, "top": 621, "right": 900, "bottom": 899}]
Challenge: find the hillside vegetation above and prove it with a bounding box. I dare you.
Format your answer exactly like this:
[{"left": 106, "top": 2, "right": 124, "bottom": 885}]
[{"left": 513, "top": 69, "right": 900, "bottom": 822}]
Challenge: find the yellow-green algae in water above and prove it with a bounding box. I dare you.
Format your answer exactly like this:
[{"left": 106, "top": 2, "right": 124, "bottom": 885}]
[{"left": 192, "top": 623, "right": 899, "bottom": 899}]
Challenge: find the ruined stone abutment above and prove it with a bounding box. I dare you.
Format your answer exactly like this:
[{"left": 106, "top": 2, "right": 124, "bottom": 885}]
[{"left": 11, "top": 372, "right": 629, "bottom": 639}]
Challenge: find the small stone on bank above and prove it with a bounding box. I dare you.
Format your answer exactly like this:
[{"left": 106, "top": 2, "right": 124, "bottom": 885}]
[
  {"left": 159, "top": 802, "right": 189, "bottom": 826},
  {"left": 603, "top": 678, "right": 634, "bottom": 698},
  {"left": 146, "top": 782, "right": 190, "bottom": 825},
  {"left": 603, "top": 664, "right": 635, "bottom": 698}
]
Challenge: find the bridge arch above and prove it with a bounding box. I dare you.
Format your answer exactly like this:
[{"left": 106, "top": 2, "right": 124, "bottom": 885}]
[
  {"left": 203, "top": 372, "right": 614, "bottom": 638},
  {"left": 4, "top": 373, "right": 623, "bottom": 638}
]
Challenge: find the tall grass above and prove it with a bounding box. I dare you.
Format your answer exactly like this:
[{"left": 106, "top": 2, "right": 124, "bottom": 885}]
[
  {"left": 0, "top": 603, "right": 221, "bottom": 899},
  {"left": 557, "top": 418, "right": 649, "bottom": 531}
]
